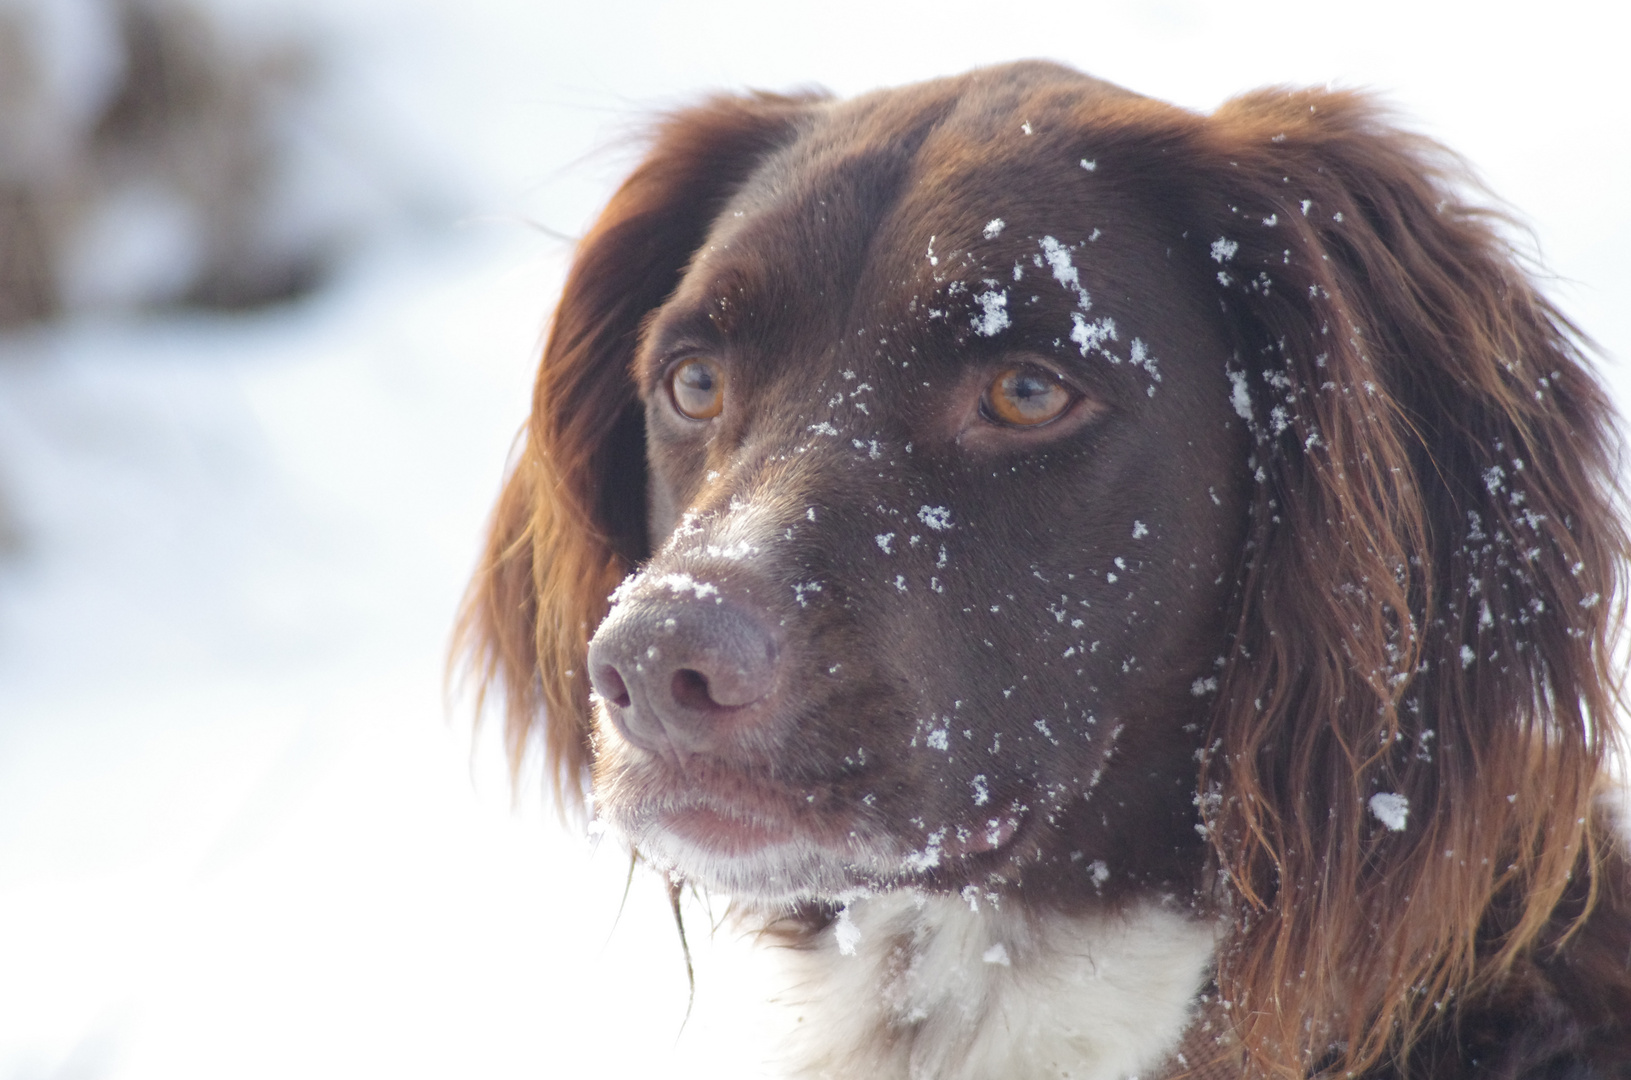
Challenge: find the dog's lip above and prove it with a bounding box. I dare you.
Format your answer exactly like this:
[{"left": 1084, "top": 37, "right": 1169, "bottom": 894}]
[
  {"left": 620, "top": 759, "right": 1031, "bottom": 872},
  {"left": 652, "top": 779, "right": 866, "bottom": 854},
  {"left": 661, "top": 804, "right": 802, "bottom": 854},
  {"left": 611, "top": 754, "right": 871, "bottom": 854}
]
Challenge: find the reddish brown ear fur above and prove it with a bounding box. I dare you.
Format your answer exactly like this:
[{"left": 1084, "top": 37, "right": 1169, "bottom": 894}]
[
  {"left": 453, "top": 91, "right": 822, "bottom": 808},
  {"left": 1159, "top": 89, "right": 1628, "bottom": 1076}
]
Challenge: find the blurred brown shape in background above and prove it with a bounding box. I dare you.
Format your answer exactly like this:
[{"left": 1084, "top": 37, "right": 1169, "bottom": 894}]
[{"left": 0, "top": 0, "right": 341, "bottom": 326}]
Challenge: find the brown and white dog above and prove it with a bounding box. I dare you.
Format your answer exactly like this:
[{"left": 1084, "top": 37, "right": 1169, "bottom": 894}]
[{"left": 458, "top": 62, "right": 1631, "bottom": 1079}]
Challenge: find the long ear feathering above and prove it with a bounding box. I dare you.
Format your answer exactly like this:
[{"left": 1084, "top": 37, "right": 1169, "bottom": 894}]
[
  {"left": 1161, "top": 88, "right": 1629, "bottom": 1076},
  {"left": 452, "top": 91, "right": 824, "bottom": 814}
]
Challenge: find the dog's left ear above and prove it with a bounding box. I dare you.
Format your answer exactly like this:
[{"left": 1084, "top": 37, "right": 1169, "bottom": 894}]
[
  {"left": 454, "top": 91, "right": 825, "bottom": 812},
  {"left": 1158, "top": 88, "right": 1628, "bottom": 1076}
]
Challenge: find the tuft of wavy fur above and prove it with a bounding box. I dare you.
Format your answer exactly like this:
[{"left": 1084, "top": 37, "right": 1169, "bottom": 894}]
[{"left": 1167, "top": 89, "right": 1629, "bottom": 1077}]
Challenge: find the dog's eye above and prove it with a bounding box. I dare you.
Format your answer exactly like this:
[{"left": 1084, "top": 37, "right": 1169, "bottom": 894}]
[
  {"left": 982, "top": 367, "right": 1074, "bottom": 427},
  {"left": 668, "top": 358, "right": 725, "bottom": 420}
]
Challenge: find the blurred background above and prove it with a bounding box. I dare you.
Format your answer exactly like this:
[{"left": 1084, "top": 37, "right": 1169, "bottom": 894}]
[{"left": 0, "top": 1, "right": 1626, "bottom": 1077}]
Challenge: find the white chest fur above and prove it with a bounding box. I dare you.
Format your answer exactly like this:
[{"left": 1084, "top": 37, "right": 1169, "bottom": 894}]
[{"left": 775, "top": 893, "right": 1216, "bottom": 1080}]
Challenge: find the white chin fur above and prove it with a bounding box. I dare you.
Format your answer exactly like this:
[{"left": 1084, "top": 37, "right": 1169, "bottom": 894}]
[
  {"left": 629, "top": 823, "right": 885, "bottom": 905},
  {"left": 775, "top": 892, "right": 1216, "bottom": 1080}
]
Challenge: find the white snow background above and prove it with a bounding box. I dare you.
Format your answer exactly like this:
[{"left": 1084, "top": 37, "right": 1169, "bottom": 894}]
[{"left": 1, "top": 1, "right": 1628, "bottom": 1077}]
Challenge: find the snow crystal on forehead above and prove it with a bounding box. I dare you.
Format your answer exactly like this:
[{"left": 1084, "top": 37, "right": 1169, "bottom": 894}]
[
  {"left": 1040, "top": 236, "right": 1076, "bottom": 286},
  {"left": 1070, "top": 312, "right": 1116, "bottom": 357},
  {"left": 983, "top": 218, "right": 1006, "bottom": 239},
  {"left": 1129, "top": 338, "right": 1160, "bottom": 383},
  {"left": 1227, "top": 369, "right": 1254, "bottom": 422},
  {"left": 1038, "top": 236, "right": 1091, "bottom": 310},
  {"left": 1210, "top": 237, "right": 1239, "bottom": 263},
  {"left": 972, "top": 288, "right": 1010, "bottom": 336}
]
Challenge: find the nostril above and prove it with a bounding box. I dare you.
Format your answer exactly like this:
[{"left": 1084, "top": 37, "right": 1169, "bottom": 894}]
[
  {"left": 671, "top": 668, "right": 714, "bottom": 711},
  {"left": 588, "top": 594, "right": 782, "bottom": 750},
  {"left": 594, "top": 664, "right": 632, "bottom": 709}
]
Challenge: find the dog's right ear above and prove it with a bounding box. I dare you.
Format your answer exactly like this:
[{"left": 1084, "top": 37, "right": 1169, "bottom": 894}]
[{"left": 454, "top": 91, "right": 822, "bottom": 812}]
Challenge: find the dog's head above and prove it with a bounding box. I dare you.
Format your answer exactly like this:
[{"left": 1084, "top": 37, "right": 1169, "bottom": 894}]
[
  {"left": 580, "top": 67, "right": 1251, "bottom": 907},
  {"left": 458, "top": 62, "right": 1625, "bottom": 1076}
]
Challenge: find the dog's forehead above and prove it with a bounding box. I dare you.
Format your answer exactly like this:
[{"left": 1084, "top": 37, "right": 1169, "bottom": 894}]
[{"left": 656, "top": 85, "right": 1186, "bottom": 390}]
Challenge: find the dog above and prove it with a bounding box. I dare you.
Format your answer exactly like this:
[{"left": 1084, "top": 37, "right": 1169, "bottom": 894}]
[{"left": 457, "top": 61, "right": 1631, "bottom": 1079}]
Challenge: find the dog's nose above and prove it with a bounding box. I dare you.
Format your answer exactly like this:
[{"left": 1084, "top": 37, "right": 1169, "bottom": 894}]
[{"left": 587, "top": 594, "right": 781, "bottom": 756}]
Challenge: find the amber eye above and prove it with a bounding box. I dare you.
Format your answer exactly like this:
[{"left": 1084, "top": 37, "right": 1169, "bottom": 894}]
[
  {"left": 668, "top": 357, "right": 725, "bottom": 420},
  {"left": 982, "top": 367, "right": 1074, "bottom": 427}
]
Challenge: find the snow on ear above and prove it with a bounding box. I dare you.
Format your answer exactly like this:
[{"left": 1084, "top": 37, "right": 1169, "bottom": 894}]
[{"left": 1186, "top": 85, "right": 1625, "bottom": 1078}]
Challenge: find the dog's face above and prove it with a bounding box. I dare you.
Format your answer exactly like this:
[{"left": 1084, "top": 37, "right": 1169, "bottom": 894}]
[{"left": 585, "top": 88, "right": 1251, "bottom": 905}]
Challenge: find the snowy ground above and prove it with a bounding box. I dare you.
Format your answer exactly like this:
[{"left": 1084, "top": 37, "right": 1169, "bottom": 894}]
[{"left": 1, "top": 2, "right": 1627, "bottom": 1078}]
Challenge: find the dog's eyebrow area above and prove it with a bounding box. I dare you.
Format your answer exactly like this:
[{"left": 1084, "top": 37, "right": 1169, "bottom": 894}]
[
  {"left": 636, "top": 312, "right": 724, "bottom": 392},
  {"left": 634, "top": 261, "right": 762, "bottom": 384}
]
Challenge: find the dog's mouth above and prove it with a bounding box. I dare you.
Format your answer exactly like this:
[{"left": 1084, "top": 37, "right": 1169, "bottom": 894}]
[
  {"left": 599, "top": 751, "right": 867, "bottom": 851},
  {"left": 663, "top": 804, "right": 792, "bottom": 853},
  {"left": 593, "top": 741, "right": 1028, "bottom": 899},
  {"left": 656, "top": 778, "right": 853, "bottom": 848}
]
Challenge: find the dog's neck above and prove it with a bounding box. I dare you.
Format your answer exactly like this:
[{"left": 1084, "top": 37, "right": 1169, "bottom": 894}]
[{"left": 771, "top": 891, "right": 1217, "bottom": 1080}]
